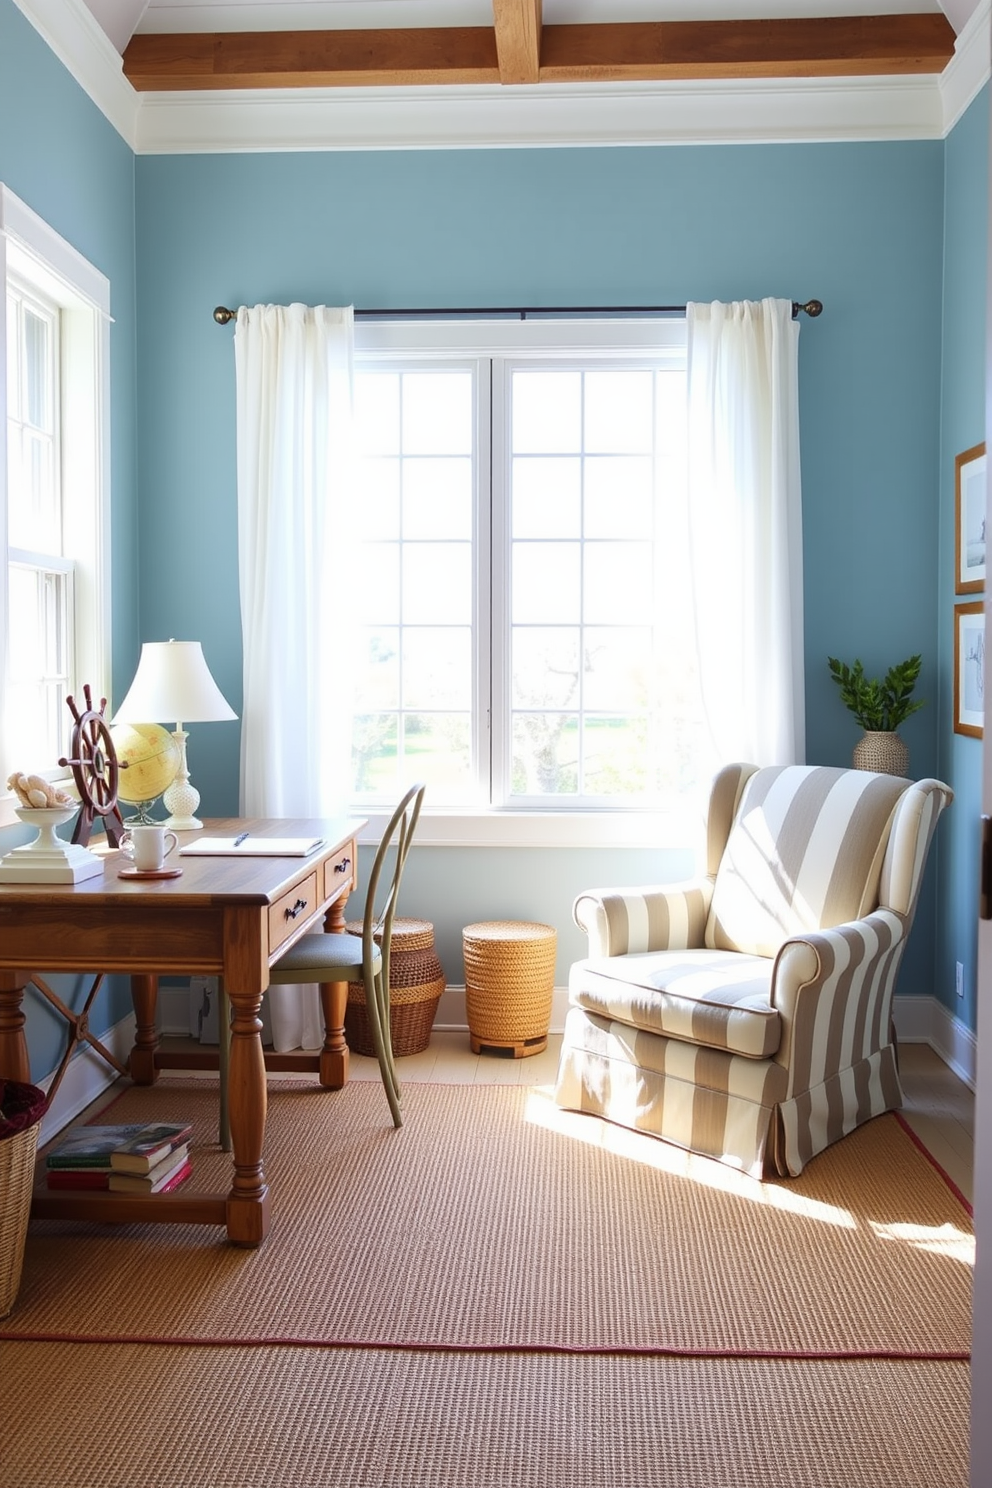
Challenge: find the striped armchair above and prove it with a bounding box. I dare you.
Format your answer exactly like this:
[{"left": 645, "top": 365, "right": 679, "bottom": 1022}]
[{"left": 554, "top": 763, "right": 952, "bottom": 1178}]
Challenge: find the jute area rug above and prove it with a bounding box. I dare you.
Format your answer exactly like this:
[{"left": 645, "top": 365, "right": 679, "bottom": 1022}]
[{"left": 2, "top": 1077, "right": 973, "bottom": 1360}]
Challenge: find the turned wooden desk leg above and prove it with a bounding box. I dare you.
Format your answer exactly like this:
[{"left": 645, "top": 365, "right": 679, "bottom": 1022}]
[
  {"left": 128, "top": 974, "right": 160, "bottom": 1085},
  {"left": 0, "top": 971, "right": 32, "bottom": 1082},
  {"left": 224, "top": 987, "right": 271, "bottom": 1248},
  {"left": 317, "top": 890, "right": 352, "bottom": 1089}
]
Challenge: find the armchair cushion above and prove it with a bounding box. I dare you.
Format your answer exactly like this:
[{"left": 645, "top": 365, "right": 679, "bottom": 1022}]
[
  {"left": 570, "top": 950, "right": 781, "bottom": 1059},
  {"left": 705, "top": 765, "right": 910, "bottom": 958}
]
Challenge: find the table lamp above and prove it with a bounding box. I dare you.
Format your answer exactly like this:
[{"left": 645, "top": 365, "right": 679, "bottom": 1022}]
[{"left": 112, "top": 640, "right": 237, "bottom": 830}]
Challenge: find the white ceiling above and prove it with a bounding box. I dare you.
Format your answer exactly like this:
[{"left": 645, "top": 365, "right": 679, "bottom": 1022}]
[{"left": 85, "top": 0, "right": 982, "bottom": 52}]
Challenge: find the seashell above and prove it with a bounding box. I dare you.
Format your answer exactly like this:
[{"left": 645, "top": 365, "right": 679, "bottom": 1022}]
[{"left": 26, "top": 787, "right": 49, "bottom": 807}]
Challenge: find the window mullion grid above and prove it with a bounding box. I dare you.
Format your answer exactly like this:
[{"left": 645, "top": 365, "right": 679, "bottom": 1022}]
[{"left": 485, "top": 358, "right": 505, "bottom": 809}]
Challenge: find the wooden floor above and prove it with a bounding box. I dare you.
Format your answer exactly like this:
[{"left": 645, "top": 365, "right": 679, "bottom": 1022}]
[{"left": 137, "top": 1030, "right": 978, "bottom": 1204}]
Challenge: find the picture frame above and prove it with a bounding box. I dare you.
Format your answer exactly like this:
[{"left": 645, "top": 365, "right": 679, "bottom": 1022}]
[
  {"left": 954, "top": 600, "right": 985, "bottom": 738},
  {"left": 955, "top": 442, "right": 986, "bottom": 594}
]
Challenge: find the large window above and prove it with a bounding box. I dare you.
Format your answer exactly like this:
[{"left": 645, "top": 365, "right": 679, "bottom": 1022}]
[
  {"left": 352, "top": 319, "right": 705, "bottom": 814},
  {"left": 0, "top": 186, "right": 110, "bottom": 802}
]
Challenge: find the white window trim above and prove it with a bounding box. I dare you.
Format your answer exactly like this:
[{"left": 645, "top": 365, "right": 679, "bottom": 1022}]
[
  {"left": 354, "top": 317, "right": 696, "bottom": 850},
  {"left": 0, "top": 185, "right": 112, "bottom": 827},
  {"left": 354, "top": 803, "right": 704, "bottom": 852}
]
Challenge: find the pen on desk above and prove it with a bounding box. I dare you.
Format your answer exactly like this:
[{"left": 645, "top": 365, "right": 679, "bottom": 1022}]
[{"left": 233, "top": 832, "right": 249, "bottom": 847}]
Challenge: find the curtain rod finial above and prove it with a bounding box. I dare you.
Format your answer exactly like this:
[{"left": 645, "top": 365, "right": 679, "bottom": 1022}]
[
  {"left": 213, "top": 306, "right": 236, "bottom": 325},
  {"left": 801, "top": 299, "right": 823, "bottom": 317}
]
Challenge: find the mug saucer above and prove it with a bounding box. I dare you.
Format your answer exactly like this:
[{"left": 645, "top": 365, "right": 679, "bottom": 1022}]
[{"left": 117, "top": 865, "right": 183, "bottom": 880}]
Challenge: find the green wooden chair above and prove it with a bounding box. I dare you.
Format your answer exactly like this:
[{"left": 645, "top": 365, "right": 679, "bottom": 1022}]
[{"left": 219, "top": 783, "right": 426, "bottom": 1140}]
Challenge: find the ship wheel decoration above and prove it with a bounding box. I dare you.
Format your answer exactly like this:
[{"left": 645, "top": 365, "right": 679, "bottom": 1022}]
[{"left": 58, "top": 685, "right": 128, "bottom": 847}]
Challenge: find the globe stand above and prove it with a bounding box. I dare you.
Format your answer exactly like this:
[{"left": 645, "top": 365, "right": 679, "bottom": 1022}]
[{"left": 122, "top": 799, "right": 164, "bottom": 825}]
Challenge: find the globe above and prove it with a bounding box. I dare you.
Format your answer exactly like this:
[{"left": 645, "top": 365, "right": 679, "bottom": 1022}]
[{"left": 110, "top": 722, "right": 182, "bottom": 805}]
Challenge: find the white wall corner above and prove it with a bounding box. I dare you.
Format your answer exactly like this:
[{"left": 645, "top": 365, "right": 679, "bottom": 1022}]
[
  {"left": 940, "top": 0, "right": 992, "bottom": 135},
  {"left": 11, "top": 0, "right": 139, "bottom": 149}
]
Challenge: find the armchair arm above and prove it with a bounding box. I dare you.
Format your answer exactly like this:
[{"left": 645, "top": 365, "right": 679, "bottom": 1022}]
[
  {"left": 573, "top": 879, "right": 713, "bottom": 957},
  {"left": 770, "top": 909, "right": 910, "bottom": 1087}
]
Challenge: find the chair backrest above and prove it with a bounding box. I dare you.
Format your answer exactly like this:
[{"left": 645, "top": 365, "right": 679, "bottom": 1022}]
[
  {"left": 360, "top": 783, "right": 426, "bottom": 980},
  {"left": 703, "top": 764, "right": 950, "bottom": 958}
]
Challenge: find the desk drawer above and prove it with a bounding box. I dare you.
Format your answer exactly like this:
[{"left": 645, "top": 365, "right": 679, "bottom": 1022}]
[
  {"left": 269, "top": 872, "right": 319, "bottom": 954},
  {"left": 324, "top": 841, "right": 356, "bottom": 901}
]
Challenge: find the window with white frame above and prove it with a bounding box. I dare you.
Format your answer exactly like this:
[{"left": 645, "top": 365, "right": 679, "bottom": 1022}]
[
  {"left": 0, "top": 185, "right": 110, "bottom": 797},
  {"left": 351, "top": 319, "right": 707, "bottom": 814}
]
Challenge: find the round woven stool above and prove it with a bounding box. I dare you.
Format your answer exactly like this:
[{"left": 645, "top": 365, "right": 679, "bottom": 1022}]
[
  {"left": 462, "top": 920, "right": 557, "bottom": 1058},
  {"left": 344, "top": 917, "right": 445, "bottom": 1058}
]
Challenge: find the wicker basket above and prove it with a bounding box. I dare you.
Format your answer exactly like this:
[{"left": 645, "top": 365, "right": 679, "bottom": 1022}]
[
  {"left": 462, "top": 920, "right": 557, "bottom": 1058},
  {"left": 0, "top": 1080, "right": 46, "bottom": 1319},
  {"left": 344, "top": 918, "right": 445, "bottom": 1058}
]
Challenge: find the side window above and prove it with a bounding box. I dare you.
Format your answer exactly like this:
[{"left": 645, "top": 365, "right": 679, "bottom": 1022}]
[{"left": 0, "top": 185, "right": 110, "bottom": 800}]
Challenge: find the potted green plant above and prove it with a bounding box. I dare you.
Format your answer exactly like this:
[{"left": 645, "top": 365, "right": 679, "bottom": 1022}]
[
  {"left": 827, "top": 654, "right": 925, "bottom": 777},
  {"left": 0, "top": 1078, "right": 47, "bottom": 1317}
]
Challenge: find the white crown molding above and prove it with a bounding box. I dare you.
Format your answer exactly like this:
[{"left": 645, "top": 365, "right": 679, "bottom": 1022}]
[
  {"left": 12, "top": 0, "right": 139, "bottom": 147},
  {"left": 940, "top": 0, "right": 991, "bottom": 133},
  {"left": 133, "top": 74, "right": 947, "bottom": 154},
  {"left": 13, "top": 0, "right": 988, "bottom": 154}
]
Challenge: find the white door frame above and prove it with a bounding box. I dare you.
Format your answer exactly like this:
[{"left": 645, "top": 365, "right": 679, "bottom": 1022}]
[{"left": 970, "top": 79, "right": 992, "bottom": 1481}]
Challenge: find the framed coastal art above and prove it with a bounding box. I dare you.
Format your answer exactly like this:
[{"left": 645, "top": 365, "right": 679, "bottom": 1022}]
[
  {"left": 955, "top": 442, "right": 986, "bottom": 594},
  {"left": 954, "top": 600, "right": 985, "bottom": 738}
]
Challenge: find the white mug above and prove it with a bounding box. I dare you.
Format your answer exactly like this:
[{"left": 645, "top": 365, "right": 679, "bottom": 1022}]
[{"left": 120, "top": 824, "right": 179, "bottom": 873}]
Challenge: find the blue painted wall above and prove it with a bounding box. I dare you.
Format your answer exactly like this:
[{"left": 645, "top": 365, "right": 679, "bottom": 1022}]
[
  {"left": 1, "top": 0, "right": 986, "bottom": 1076},
  {"left": 0, "top": 0, "right": 138, "bottom": 1076},
  {"left": 937, "top": 88, "right": 990, "bottom": 1033},
  {"left": 134, "top": 138, "right": 949, "bottom": 992}
]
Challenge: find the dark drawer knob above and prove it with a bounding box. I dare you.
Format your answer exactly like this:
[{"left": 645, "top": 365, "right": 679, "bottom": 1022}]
[
  {"left": 334, "top": 857, "right": 351, "bottom": 874},
  {"left": 285, "top": 897, "right": 308, "bottom": 921}
]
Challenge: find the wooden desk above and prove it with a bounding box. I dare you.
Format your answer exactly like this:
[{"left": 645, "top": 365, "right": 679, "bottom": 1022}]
[{"left": 0, "top": 815, "right": 362, "bottom": 1247}]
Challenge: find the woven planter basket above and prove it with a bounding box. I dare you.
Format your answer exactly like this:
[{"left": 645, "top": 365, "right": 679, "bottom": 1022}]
[
  {"left": 853, "top": 730, "right": 909, "bottom": 778},
  {"left": 0, "top": 1080, "right": 47, "bottom": 1319},
  {"left": 462, "top": 920, "right": 557, "bottom": 1058},
  {"left": 344, "top": 918, "right": 445, "bottom": 1058}
]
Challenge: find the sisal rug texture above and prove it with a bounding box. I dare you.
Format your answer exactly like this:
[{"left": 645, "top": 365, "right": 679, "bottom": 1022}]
[
  {"left": 0, "top": 1078, "right": 973, "bottom": 1359},
  {"left": 0, "top": 1341, "right": 970, "bottom": 1488}
]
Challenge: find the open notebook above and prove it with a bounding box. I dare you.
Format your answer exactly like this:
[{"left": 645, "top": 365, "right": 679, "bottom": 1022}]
[{"left": 179, "top": 836, "right": 325, "bottom": 857}]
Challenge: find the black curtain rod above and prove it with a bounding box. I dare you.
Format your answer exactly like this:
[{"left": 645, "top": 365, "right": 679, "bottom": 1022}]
[{"left": 213, "top": 299, "right": 823, "bottom": 325}]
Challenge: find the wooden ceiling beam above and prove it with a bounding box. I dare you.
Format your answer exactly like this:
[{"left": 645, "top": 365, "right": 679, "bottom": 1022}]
[
  {"left": 122, "top": 14, "right": 956, "bottom": 92},
  {"left": 493, "top": 0, "right": 542, "bottom": 85},
  {"left": 540, "top": 16, "right": 957, "bottom": 81},
  {"left": 122, "top": 28, "right": 501, "bottom": 91}
]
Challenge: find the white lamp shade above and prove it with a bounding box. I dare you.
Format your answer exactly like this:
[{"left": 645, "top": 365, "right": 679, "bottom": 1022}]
[{"left": 113, "top": 640, "right": 237, "bottom": 725}]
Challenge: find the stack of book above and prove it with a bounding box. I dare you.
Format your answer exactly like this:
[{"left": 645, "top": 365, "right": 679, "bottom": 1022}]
[{"left": 45, "top": 1121, "right": 194, "bottom": 1193}]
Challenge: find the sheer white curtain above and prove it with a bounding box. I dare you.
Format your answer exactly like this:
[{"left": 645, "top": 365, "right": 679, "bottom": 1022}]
[
  {"left": 235, "top": 302, "right": 357, "bottom": 1051},
  {"left": 686, "top": 298, "right": 805, "bottom": 767}
]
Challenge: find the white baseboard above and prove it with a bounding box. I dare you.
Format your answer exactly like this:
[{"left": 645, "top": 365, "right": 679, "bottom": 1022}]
[
  {"left": 35, "top": 1011, "right": 136, "bottom": 1145},
  {"left": 894, "top": 993, "right": 977, "bottom": 1090}
]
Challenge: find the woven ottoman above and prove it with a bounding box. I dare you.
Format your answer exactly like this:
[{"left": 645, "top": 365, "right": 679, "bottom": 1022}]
[
  {"left": 344, "top": 917, "right": 445, "bottom": 1057},
  {"left": 462, "top": 920, "right": 557, "bottom": 1058}
]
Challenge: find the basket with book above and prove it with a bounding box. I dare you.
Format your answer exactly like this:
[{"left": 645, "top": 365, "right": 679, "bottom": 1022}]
[{"left": 44, "top": 1121, "right": 194, "bottom": 1194}]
